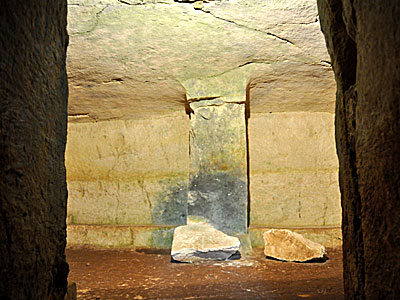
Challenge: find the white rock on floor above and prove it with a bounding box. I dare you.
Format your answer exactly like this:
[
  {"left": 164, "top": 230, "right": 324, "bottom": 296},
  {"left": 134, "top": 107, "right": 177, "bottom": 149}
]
[
  {"left": 171, "top": 223, "right": 240, "bottom": 263},
  {"left": 263, "top": 229, "right": 326, "bottom": 262}
]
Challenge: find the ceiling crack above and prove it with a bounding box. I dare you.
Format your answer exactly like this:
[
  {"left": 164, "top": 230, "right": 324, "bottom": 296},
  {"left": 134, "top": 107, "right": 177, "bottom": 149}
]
[
  {"left": 117, "top": 0, "right": 146, "bottom": 5},
  {"left": 200, "top": 9, "right": 295, "bottom": 45},
  {"left": 197, "top": 9, "right": 329, "bottom": 65},
  {"left": 118, "top": 0, "right": 133, "bottom": 4},
  {"left": 201, "top": 60, "right": 272, "bottom": 79}
]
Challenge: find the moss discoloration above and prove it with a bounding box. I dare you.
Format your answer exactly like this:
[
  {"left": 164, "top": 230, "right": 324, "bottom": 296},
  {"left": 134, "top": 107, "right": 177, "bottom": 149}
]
[
  {"left": 188, "top": 98, "right": 248, "bottom": 235},
  {"left": 188, "top": 172, "right": 247, "bottom": 235},
  {"left": 151, "top": 178, "right": 188, "bottom": 225}
]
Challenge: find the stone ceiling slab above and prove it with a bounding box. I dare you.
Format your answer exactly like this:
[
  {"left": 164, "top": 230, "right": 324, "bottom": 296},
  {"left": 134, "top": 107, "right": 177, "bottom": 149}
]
[{"left": 67, "top": 0, "right": 336, "bottom": 122}]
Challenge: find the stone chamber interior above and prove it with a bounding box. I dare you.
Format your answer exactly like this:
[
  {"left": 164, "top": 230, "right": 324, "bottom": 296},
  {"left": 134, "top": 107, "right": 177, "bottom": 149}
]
[
  {"left": 65, "top": 0, "right": 342, "bottom": 251},
  {"left": 1, "top": 0, "right": 399, "bottom": 300}
]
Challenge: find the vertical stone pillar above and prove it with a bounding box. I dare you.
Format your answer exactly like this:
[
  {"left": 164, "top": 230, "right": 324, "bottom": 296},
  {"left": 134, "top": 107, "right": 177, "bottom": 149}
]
[
  {"left": 188, "top": 97, "right": 248, "bottom": 235},
  {"left": 318, "top": 1, "right": 400, "bottom": 298},
  {"left": 0, "top": 1, "right": 69, "bottom": 299},
  {"left": 172, "top": 68, "right": 253, "bottom": 261}
]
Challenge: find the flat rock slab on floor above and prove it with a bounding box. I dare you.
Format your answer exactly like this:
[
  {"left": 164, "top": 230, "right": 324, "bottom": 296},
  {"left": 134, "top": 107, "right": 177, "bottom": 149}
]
[
  {"left": 171, "top": 223, "right": 240, "bottom": 263},
  {"left": 264, "top": 229, "right": 326, "bottom": 262}
]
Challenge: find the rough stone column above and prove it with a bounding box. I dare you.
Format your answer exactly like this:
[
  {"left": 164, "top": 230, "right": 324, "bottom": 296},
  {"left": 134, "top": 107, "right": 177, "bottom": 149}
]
[
  {"left": 316, "top": 1, "right": 360, "bottom": 298},
  {"left": 318, "top": 0, "right": 400, "bottom": 299},
  {"left": 182, "top": 73, "right": 250, "bottom": 236},
  {"left": 188, "top": 98, "right": 248, "bottom": 235},
  {"left": 0, "top": 1, "right": 69, "bottom": 299}
]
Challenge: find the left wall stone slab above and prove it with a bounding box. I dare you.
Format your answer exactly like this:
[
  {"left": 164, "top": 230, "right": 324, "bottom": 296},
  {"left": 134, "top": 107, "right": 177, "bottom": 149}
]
[{"left": 0, "top": 1, "right": 69, "bottom": 299}]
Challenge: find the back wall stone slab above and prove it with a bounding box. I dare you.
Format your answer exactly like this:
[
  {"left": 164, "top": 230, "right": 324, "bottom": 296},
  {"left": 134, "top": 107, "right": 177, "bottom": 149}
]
[
  {"left": 66, "top": 113, "right": 189, "bottom": 226},
  {"left": 66, "top": 111, "right": 341, "bottom": 248},
  {"left": 248, "top": 112, "right": 341, "bottom": 228}
]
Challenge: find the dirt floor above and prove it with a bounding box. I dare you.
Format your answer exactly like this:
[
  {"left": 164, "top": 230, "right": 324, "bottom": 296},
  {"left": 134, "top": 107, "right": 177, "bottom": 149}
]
[{"left": 66, "top": 247, "right": 344, "bottom": 300}]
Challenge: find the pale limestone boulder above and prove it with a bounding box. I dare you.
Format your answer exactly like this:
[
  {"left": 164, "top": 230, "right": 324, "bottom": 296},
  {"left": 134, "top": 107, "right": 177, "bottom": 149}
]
[
  {"left": 171, "top": 223, "right": 240, "bottom": 262},
  {"left": 263, "top": 229, "right": 326, "bottom": 262}
]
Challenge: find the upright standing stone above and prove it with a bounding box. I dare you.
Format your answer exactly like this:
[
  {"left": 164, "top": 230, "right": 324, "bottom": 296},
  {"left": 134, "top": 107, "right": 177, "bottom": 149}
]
[
  {"left": 188, "top": 97, "right": 248, "bottom": 235},
  {"left": 318, "top": 1, "right": 400, "bottom": 298},
  {"left": 0, "top": 2, "right": 69, "bottom": 299}
]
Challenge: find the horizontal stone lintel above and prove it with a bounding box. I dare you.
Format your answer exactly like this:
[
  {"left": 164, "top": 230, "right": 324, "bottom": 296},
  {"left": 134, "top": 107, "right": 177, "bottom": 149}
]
[{"left": 188, "top": 97, "right": 246, "bottom": 107}]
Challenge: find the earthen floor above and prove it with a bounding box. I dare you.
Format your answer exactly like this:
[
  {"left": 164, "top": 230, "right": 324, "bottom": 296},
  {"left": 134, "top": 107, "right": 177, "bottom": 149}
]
[{"left": 66, "top": 247, "right": 344, "bottom": 300}]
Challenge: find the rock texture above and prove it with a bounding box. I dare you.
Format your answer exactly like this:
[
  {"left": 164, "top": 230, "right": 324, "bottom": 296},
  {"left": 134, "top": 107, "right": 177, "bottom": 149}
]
[
  {"left": 66, "top": 114, "right": 189, "bottom": 226},
  {"left": 67, "top": 0, "right": 335, "bottom": 122},
  {"left": 250, "top": 227, "right": 342, "bottom": 249},
  {"left": 263, "top": 229, "right": 326, "bottom": 262},
  {"left": 64, "top": 0, "right": 343, "bottom": 248},
  {"left": 188, "top": 98, "right": 247, "bottom": 235},
  {"left": 171, "top": 223, "right": 240, "bottom": 262},
  {"left": 0, "top": 1, "right": 69, "bottom": 300},
  {"left": 65, "top": 111, "right": 342, "bottom": 249},
  {"left": 249, "top": 112, "right": 340, "bottom": 228},
  {"left": 317, "top": 0, "right": 400, "bottom": 298}
]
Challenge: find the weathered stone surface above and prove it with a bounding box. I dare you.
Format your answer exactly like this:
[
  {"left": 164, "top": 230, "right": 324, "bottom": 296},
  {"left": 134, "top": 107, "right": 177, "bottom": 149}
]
[
  {"left": 188, "top": 98, "right": 247, "bottom": 235},
  {"left": 64, "top": 0, "right": 341, "bottom": 251},
  {"left": 250, "top": 227, "right": 342, "bottom": 249},
  {"left": 249, "top": 112, "right": 340, "bottom": 227},
  {"left": 66, "top": 224, "right": 175, "bottom": 249},
  {"left": 0, "top": 1, "right": 69, "bottom": 299},
  {"left": 67, "top": 0, "right": 335, "bottom": 122},
  {"left": 66, "top": 114, "right": 189, "bottom": 226},
  {"left": 66, "top": 113, "right": 188, "bottom": 179},
  {"left": 263, "top": 229, "right": 326, "bottom": 262},
  {"left": 171, "top": 223, "right": 240, "bottom": 262},
  {"left": 65, "top": 112, "right": 341, "bottom": 248},
  {"left": 65, "top": 112, "right": 341, "bottom": 247},
  {"left": 318, "top": 0, "right": 400, "bottom": 298}
]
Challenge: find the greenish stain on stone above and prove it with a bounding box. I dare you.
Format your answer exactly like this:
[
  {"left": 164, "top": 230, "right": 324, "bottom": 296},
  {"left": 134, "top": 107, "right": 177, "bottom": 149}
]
[
  {"left": 188, "top": 98, "right": 248, "bottom": 235},
  {"left": 151, "top": 178, "right": 188, "bottom": 225},
  {"left": 189, "top": 101, "right": 247, "bottom": 175},
  {"left": 133, "top": 226, "right": 175, "bottom": 249},
  {"left": 188, "top": 172, "right": 247, "bottom": 235},
  {"left": 150, "top": 228, "right": 175, "bottom": 249}
]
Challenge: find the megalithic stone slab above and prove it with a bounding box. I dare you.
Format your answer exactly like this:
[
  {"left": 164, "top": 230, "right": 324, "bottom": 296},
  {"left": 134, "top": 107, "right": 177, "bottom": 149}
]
[
  {"left": 188, "top": 98, "right": 248, "bottom": 235},
  {"left": 171, "top": 223, "right": 240, "bottom": 263},
  {"left": 263, "top": 229, "right": 326, "bottom": 262}
]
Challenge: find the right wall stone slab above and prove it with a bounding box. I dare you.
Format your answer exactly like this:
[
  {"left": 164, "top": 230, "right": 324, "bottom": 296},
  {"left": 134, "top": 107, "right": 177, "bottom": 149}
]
[{"left": 317, "top": 0, "right": 400, "bottom": 298}]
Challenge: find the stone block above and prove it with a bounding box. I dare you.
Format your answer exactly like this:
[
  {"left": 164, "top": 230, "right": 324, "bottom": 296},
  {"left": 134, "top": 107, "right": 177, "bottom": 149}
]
[
  {"left": 188, "top": 99, "right": 248, "bottom": 235},
  {"left": 67, "top": 225, "right": 133, "bottom": 248},
  {"left": 249, "top": 226, "right": 342, "bottom": 248},
  {"left": 248, "top": 112, "right": 341, "bottom": 228},
  {"left": 263, "top": 229, "right": 326, "bottom": 262},
  {"left": 66, "top": 116, "right": 189, "bottom": 227},
  {"left": 171, "top": 223, "right": 240, "bottom": 263},
  {"left": 133, "top": 226, "right": 175, "bottom": 250},
  {"left": 250, "top": 171, "right": 341, "bottom": 227}
]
